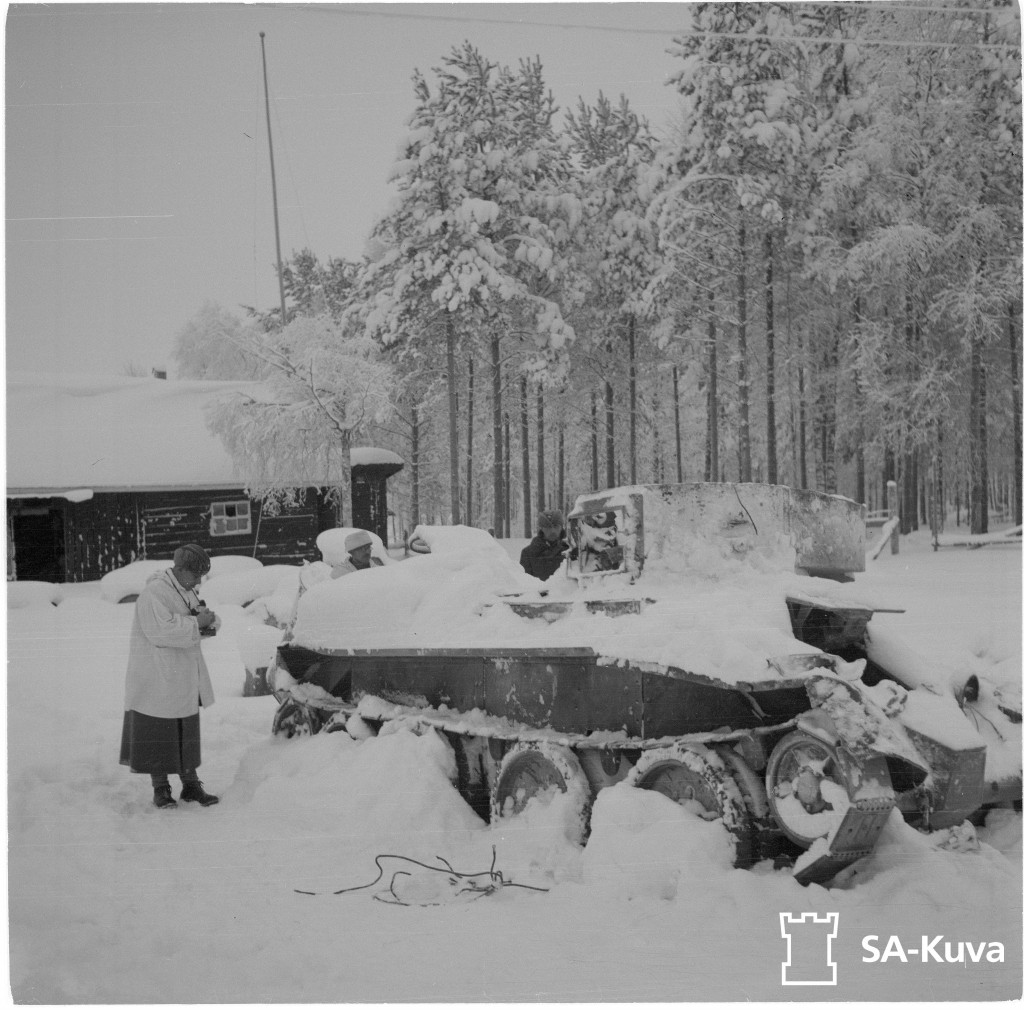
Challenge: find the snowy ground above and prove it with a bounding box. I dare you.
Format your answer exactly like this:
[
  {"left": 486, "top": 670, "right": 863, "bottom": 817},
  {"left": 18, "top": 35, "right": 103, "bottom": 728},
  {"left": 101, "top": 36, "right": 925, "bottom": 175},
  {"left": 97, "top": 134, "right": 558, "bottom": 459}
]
[{"left": 7, "top": 531, "right": 1022, "bottom": 1002}]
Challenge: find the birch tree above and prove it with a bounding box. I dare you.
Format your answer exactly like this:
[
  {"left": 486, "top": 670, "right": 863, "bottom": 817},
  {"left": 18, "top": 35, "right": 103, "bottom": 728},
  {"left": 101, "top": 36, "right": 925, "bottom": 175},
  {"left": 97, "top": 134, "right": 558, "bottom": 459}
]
[{"left": 207, "top": 315, "right": 395, "bottom": 522}]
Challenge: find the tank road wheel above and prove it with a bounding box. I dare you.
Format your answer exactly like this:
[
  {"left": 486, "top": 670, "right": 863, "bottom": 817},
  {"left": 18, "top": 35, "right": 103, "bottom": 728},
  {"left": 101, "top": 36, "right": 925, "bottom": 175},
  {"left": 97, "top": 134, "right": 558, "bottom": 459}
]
[
  {"left": 490, "top": 742, "right": 591, "bottom": 845},
  {"left": 271, "top": 698, "right": 323, "bottom": 738},
  {"left": 765, "top": 731, "right": 852, "bottom": 848},
  {"left": 628, "top": 743, "right": 754, "bottom": 868}
]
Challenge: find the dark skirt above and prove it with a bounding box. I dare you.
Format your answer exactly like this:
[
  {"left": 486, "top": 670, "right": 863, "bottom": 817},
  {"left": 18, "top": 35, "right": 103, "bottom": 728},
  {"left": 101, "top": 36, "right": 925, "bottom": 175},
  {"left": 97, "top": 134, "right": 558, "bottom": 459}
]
[{"left": 119, "top": 710, "right": 201, "bottom": 775}]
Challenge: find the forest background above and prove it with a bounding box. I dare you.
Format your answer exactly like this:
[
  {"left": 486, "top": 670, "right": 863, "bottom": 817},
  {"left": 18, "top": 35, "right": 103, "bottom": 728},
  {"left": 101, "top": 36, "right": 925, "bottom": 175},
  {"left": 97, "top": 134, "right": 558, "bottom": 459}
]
[{"left": 169, "top": 3, "right": 1023, "bottom": 542}]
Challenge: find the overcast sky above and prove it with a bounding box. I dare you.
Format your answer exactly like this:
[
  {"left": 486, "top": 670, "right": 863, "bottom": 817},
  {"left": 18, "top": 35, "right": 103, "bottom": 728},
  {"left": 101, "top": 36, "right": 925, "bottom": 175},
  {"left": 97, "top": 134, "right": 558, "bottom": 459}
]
[{"left": 6, "top": 2, "right": 691, "bottom": 377}]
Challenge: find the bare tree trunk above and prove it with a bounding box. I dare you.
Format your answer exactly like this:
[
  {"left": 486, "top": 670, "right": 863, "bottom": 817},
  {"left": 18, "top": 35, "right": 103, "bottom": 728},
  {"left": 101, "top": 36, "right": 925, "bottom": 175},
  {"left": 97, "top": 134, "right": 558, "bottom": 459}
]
[
  {"left": 673, "top": 364, "right": 683, "bottom": 482},
  {"left": 901, "top": 452, "right": 914, "bottom": 535},
  {"left": 491, "top": 333, "right": 504, "bottom": 537},
  {"left": 536, "top": 387, "right": 546, "bottom": 509},
  {"left": 1009, "top": 299, "right": 1022, "bottom": 525},
  {"left": 604, "top": 380, "right": 615, "bottom": 487},
  {"left": 736, "top": 218, "right": 751, "bottom": 483},
  {"left": 815, "top": 317, "right": 838, "bottom": 494},
  {"left": 904, "top": 299, "right": 920, "bottom": 532},
  {"left": 445, "top": 312, "right": 461, "bottom": 524},
  {"left": 503, "top": 412, "right": 512, "bottom": 535},
  {"left": 705, "top": 304, "right": 719, "bottom": 482},
  {"left": 465, "top": 356, "right": 474, "bottom": 527},
  {"left": 628, "top": 315, "right": 637, "bottom": 484},
  {"left": 410, "top": 404, "right": 420, "bottom": 528},
  {"left": 852, "top": 295, "right": 864, "bottom": 504},
  {"left": 919, "top": 450, "right": 929, "bottom": 530},
  {"left": 557, "top": 423, "right": 565, "bottom": 515},
  {"left": 520, "top": 376, "right": 532, "bottom": 536},
  {"left": 590, "top": 390, "right": 599, "bottom": 491},
  {"left": 798, "top": 327, "right": 807, "bottom": 490},
  {"left": 651, "top": 388, "right": 662, "bottom": 483},
  {"left": 764, "top": 231, "right": 778, "bottom": 484},
  {"left": 970, "top": 331, "right": 988, "bottom": 534}
]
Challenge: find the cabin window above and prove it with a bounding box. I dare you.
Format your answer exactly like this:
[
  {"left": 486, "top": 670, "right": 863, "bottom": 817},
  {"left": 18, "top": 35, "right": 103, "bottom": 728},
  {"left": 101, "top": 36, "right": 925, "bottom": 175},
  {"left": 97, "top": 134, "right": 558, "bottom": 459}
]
[{"left": 210, "top": 500, "right": 251, "bottom": 536}]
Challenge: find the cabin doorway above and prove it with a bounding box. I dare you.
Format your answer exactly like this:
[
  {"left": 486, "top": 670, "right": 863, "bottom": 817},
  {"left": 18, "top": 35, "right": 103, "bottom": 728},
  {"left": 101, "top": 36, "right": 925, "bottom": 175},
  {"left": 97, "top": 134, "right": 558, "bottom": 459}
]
[{"left": 8, "top": 500, "right": 66, "bottom": 581}]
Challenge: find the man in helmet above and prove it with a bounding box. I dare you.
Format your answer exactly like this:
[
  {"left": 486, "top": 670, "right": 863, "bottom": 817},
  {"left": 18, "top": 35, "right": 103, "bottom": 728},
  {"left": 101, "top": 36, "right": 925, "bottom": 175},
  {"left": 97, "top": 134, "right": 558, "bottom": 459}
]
[{"left": 330, "top": 530, "right": 384, "bottom": 579}]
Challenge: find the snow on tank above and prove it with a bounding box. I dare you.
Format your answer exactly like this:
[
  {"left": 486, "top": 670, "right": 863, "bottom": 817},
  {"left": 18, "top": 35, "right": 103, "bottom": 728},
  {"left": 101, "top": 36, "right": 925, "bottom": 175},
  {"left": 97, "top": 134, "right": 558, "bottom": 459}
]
[{"left": 288, "top": 483, "right": 872, "bottom": 689}]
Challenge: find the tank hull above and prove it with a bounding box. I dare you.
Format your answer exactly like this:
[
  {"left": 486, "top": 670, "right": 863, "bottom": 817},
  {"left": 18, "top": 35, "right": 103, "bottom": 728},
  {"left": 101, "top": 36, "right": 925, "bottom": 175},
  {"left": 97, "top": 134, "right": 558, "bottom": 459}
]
[{"left": 276, "top": 643, "right": 809, "bottom": 738}]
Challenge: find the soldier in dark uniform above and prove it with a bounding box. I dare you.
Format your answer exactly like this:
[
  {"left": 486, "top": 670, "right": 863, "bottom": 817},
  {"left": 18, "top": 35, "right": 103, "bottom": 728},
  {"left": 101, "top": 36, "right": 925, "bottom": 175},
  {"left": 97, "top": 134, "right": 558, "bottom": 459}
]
[{"left": 519, "top": 510, "right": 569, "bottom": 581}]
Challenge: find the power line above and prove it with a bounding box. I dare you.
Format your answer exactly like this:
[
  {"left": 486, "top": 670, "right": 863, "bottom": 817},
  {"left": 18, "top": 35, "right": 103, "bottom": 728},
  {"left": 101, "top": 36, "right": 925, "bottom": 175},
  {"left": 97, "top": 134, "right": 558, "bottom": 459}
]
[
  {"left": 312, "top": 5, "right": 1020, "bottom": 51},
  {"left": 8, "top": 214, "right": 172, "bottom": 222},
  {"left": 865, "top": 2, "right": 1021, "bottom": 12},
  {"left": 676, "top": 27, "right": 1018, "bottom": 51}
]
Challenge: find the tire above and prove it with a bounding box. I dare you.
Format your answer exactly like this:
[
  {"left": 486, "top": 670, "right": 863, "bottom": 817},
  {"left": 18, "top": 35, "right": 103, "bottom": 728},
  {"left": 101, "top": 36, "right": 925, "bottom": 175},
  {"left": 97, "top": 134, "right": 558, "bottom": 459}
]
[
  {"left": 764, "top": 731, "right": 851, "bottom": 848},
  {"left": 490, "top": 742, "right": 591, "bottom": 845},
  {"left": 628, "top": 742, "right": 755, "bottom": 868}
]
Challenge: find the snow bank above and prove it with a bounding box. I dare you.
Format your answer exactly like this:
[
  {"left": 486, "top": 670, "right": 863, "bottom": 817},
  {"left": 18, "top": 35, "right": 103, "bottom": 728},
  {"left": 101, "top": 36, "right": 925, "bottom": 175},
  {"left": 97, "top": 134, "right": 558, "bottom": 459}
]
[
  {"left": 99, "top": 555, "right": 263, "bottom": 603},
  {"left": 581, "top": 784, "right": 737, "bottom": 900},
  {"left": 6, "top": 528, "right": 1021, "bottom": 1002},
  {"left": 98, "top": 560, "right": 168, "bottom": 602},
  {"left": 6, "top": 581, "right": 64, "bottom": 608},
  {"left": 201, "top": 564, "right": 298, "bottom": 607}
]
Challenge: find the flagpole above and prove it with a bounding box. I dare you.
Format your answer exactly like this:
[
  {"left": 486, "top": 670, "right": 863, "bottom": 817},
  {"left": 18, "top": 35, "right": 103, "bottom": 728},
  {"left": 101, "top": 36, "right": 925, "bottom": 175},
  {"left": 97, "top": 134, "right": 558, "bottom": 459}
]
[{"left": 259, "top": 31, "right": 288, "bottom": 328}]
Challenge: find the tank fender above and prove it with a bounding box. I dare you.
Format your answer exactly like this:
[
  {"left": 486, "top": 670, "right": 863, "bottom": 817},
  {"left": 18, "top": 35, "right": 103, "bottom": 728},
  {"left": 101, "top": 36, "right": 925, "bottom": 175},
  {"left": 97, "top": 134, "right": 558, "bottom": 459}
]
[
  {"left": 804, "top": 675, "right": 930, "bottom": 785},
  {"left": 791, "top": 709, "right": 892, "bottom": 798},
  {"left": 797, "top": 687, "right": 926, "bottom": 795},
  {"left": 794, "top": 707, "right": 841, "bottom": 748}
]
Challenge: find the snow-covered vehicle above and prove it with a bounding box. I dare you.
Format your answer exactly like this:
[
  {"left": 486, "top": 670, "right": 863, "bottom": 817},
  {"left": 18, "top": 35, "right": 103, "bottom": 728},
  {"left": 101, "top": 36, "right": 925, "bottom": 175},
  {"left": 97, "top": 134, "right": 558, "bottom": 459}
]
[{"left": 267, "top": 483, "right": 1021, "bottom": 885}]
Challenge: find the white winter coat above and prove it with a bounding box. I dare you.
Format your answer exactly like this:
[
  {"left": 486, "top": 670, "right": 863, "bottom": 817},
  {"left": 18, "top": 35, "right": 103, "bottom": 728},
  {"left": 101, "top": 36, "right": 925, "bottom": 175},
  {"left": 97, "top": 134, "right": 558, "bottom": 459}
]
[
  {"left": 123, "top": 569, "right": 215, "bottom": 718},
  {"left": 329, "top": 556, "right": 384, "bottom": 579}
]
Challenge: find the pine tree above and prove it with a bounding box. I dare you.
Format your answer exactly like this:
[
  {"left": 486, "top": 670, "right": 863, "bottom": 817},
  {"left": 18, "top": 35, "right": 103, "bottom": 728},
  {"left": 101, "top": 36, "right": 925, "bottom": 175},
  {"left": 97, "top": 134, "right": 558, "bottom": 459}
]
[
  {"left": 358, "top": 43, "right": 580, "bottom": 525},
  {"left": 565, "top": 93, "right": 660, "bottom": 486}
]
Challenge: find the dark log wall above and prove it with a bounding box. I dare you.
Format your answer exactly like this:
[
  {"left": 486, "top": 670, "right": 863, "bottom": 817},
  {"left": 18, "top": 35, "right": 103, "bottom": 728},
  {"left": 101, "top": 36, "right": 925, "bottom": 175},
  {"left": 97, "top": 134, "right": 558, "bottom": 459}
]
[
  {"left": 252, "top": 495, "right": 322, "bottom": 565},
  {"left": 56, "top": 488, "right": 322, "bottom": 581},
  {"left": 64, "top": 493, "right": 141, "bottom": 582},
  {"left": 140, "top": 487, "right": 321, "bottom": 567},
  {"left": 14, "top": 470, "right": 397, "bottom": 582}
]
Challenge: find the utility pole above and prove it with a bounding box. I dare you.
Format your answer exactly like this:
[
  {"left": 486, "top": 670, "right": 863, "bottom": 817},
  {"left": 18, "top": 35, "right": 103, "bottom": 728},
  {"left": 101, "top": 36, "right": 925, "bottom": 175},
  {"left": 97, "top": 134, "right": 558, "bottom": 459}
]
[{"left": 259, "top": 32, "right": 288, "bottom": 328}]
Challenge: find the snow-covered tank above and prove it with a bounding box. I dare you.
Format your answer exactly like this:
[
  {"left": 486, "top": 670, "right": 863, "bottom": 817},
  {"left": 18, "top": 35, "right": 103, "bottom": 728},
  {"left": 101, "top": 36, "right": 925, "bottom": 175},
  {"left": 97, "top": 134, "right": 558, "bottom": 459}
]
[{"left": 267, "top": 483, "right": 1021, "bottom": 886}]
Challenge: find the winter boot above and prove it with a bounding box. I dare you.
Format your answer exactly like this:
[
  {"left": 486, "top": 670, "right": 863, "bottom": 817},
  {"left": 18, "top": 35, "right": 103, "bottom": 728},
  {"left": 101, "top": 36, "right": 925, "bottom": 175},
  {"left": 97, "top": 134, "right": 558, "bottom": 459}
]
[
  {"left": 153, "top": 785, "right": 177, "bottom": 809},
  {"left": 180, "top": 781, "right": 219, "bottom": 807}
]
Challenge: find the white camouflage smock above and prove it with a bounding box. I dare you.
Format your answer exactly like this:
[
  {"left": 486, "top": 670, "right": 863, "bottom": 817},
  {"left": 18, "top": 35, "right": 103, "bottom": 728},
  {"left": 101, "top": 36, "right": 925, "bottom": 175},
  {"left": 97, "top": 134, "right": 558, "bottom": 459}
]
[{"left": 123, "top": 569, "right": 214, "bottom": 718}]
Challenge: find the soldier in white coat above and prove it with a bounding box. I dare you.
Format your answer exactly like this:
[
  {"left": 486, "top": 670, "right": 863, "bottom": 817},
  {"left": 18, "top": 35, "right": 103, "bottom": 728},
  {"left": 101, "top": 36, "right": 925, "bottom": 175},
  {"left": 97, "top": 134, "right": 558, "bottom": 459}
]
[{"left": 119, "top": 543, "right": 220, "bottom": 809}]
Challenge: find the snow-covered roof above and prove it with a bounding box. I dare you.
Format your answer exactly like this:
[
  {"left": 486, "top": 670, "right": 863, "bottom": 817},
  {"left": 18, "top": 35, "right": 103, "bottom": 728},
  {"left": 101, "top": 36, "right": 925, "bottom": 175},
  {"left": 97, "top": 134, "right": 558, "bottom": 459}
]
[{"left": 6, "top": 372, "right": 403, "bottom": 495}]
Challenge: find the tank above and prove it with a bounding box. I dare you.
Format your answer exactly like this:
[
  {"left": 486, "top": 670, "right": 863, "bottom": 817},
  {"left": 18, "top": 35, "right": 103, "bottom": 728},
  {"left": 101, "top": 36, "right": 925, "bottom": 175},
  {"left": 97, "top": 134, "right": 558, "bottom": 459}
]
[{"left": 267, "top": 483, "right": 1021, "bottom": 886}]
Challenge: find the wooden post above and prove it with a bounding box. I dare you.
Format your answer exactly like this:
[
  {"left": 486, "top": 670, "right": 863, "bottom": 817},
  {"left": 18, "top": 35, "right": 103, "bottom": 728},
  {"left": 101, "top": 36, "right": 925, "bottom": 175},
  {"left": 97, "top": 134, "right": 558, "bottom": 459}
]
[
  {"left": 886, "top": 479, "right": 899, "bottom": 555},
  {"left": 259, "top": 32, "right": 288, "bottom": 329}
]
